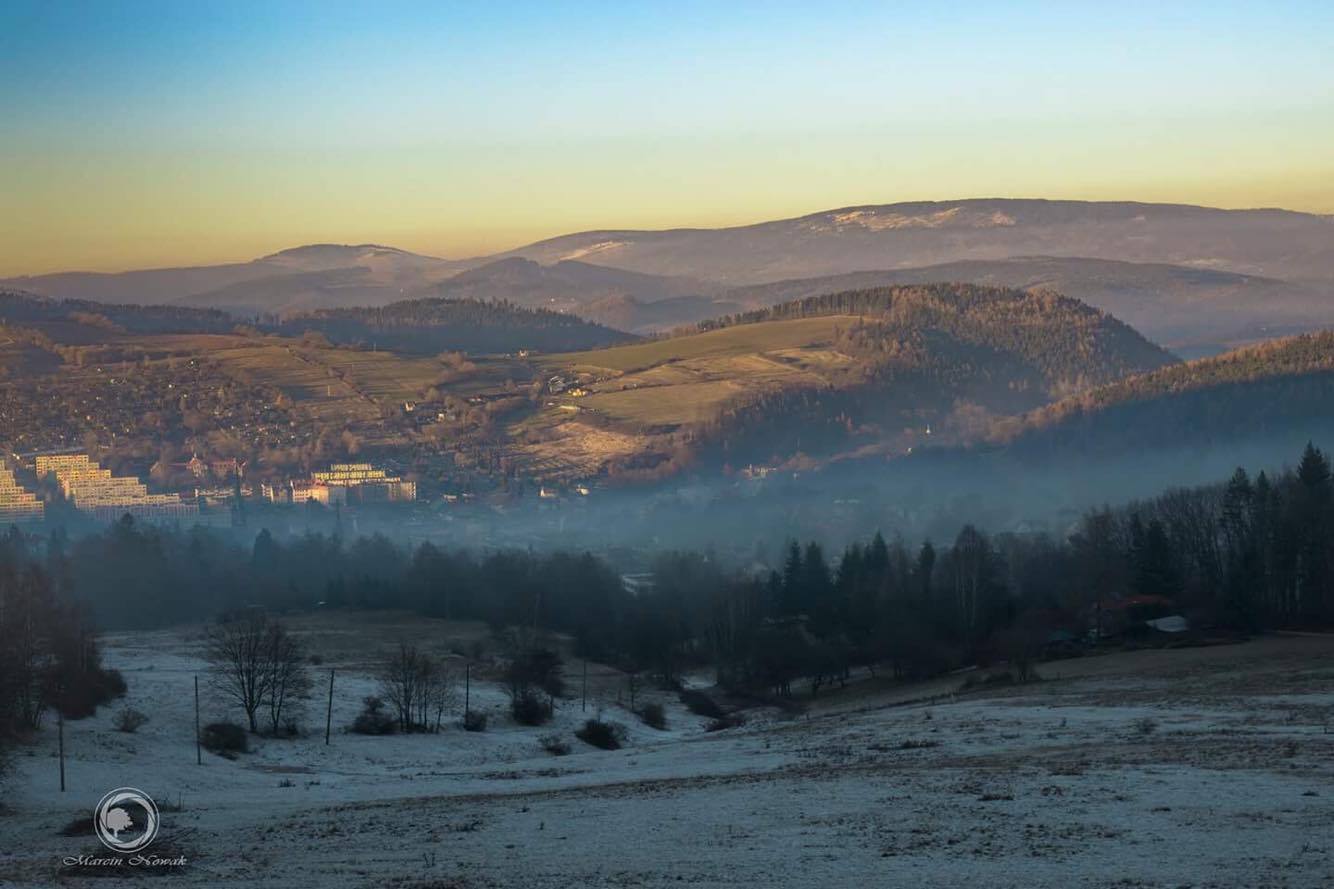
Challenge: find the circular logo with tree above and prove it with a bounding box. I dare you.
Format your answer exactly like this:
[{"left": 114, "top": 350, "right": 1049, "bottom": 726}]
[{"left": 94, "top": 787, "right": 159, "bottom": 853}]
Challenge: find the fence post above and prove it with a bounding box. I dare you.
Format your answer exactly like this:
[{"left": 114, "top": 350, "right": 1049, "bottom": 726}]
[
  {"left": 194, "top": 675, "right": 201, "bottom": 765},
  {"left": 58, "top": 708, "right": 66, "bottom": 792},
  {"left": 325, "top": 669, "right": 335, "bottom": 745}
]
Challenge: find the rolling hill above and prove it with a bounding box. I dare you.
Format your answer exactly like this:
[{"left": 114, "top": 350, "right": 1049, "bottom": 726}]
[
  {"left": 991, "top": 330, "right": 1334, "bottom": 458},
  {"left": 505, "top": 284, "right": 1174, "bottom": 480},
  {"left": 720, "top": 256, "right": 1333, "bottom": 356},
  {"left": 1, "top": 244, "right": 464, "bottom": 313},
  {"left": 426, "top": 257, "right": 707, "bottom": 308},
  {"left": 821, "top": 329, "right": 1334, "bottom": 524},
  {"left": 271, "top": 298, "right": 634, "bottom": 355},
  {"left": 0, "top": 289, "right": 630, "bottom": 358}
]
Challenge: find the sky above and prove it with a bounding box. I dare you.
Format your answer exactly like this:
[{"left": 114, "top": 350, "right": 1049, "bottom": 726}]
[{"left": 2, "top": 1, "right": 1332, "bottom": 275}]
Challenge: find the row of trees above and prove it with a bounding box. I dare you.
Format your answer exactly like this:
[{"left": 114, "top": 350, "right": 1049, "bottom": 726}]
[
  {"left": 206, "top": 612, "right": 466, "bottom": 736},
  {"left": 4, "top": 444, "right": 1333, "bottom": 727}
]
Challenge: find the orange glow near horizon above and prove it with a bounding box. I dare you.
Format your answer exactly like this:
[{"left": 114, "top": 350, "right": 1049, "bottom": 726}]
[{"left": 4, "top": 3, "right": 1332, "bottom": 277}]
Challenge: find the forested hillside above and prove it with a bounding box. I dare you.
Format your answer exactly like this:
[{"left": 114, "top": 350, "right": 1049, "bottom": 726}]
[
  {"left": 697, "top": 284, "right": 1172, "bottom": 389},
  {"left": 994, "top": 332, "right": 1334, "bottom": 456},
  {"left": 271, "top": 298, "right": 634, "bottom": 354},
  {"left": 0, "top": 289, "right": 633, "bottom": 357},
  {"left": 0, "top": 289, "right": 237, "bottom": 337},
  {"left": 719, "top": 256, "right": 1333, "bottom": 356},
  {"left": 522, "top": 284, "right": 1173, "bottom": 479}
]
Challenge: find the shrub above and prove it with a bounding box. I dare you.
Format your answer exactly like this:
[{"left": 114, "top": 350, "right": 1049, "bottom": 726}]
[
  {"left": 1134, "top": 716, "right": 1158, "bottom": 736},
  {"left": 898, "top": 738, "right": 940, "bottom": 750},
  {"left": 200, "top": 721, "right": 248, "bottom": 757},
  {"left": 539, "top": 734, "right": 571, "bottom": 756},
  {"left": 59, "top": 815, "right": 95, "bottom": 837},
  {"left": 461, "top": 710, "right": 488, "bottom": 732},
  {"left": 679, "top": 689, "right": 725, "bottom": 719},
  {"left": 510, "top": 689, "right": 552, "bottom": 726},
  {"left": 113, "top": 707, "right": 149, "bottom": 734},
  {"left": 576, "top": 718, "right": 626, "bottom": 750},
  {"left": 705, "top": 714, "right": 745, "bottom": 732},
  {"left": 960, "top": 671, "right": 1018, "bottom": 691},
  {"left": 58, "top": 668, "right": 128, "bottom": 720},
  {"left": 351, "top": 696, "right": 397, "bottom": 735},
  {"left": 638, "top": 703, "right": 667, "bottom": 730}
]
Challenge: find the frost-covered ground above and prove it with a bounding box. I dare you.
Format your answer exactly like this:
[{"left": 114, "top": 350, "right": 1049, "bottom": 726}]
[{"left": 4, "top": 615, "right": 1333, "bottom": 888}]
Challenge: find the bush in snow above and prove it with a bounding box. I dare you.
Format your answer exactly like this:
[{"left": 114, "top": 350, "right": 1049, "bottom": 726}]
[
  {"left": 638, "top": 702, "right": 667, "bottom": 730},
  {"left": 461, "top": 710, "right": 488, "bottom": 732},
  {"left": 201, "top": 721, "right": 248, "bottom": 757},
  {"left": 679, "top": 690, "right": 725, "bottom": 719},
  {"left": 539, "top": 733, "right": 571, "bottom": 756},
  {"left": 705, "top": 714, "right": 745, "bottom": 732},
  {"left": 113, "top": 707, "right": 149, "bottom": 733},
  {"left": 351, "top": 696, "right": 397, "bottom": 735},
  {"left": 576, "top": 718, "right": 626, "bottom": 750},
  {"left": 58, "top": 668, "right": 127, "bottom": 721},
  {"left": 510, "top": 688, "right": 552, "bottom": 726}
]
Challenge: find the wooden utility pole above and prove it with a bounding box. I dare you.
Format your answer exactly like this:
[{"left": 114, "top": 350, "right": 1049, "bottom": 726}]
[
  {"left": 194, "top": 675, "right": 201, "bottom": 765},
  {"left": 58, "top": 708, "right": 66, "bottom": 792},
  {"left": 325, "top": 669, "right": 335, "bottom": 745},
  {"left": 582, "top": 659, "right": 587, "bottom": 712},
  {"left": 464, "top": 662, "right": 471, "bottom": 717}
]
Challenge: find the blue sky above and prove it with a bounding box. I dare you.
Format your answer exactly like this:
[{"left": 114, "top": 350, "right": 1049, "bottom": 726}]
[{"left": 2, "top": 1, "right": 1331, "bottom": 272}]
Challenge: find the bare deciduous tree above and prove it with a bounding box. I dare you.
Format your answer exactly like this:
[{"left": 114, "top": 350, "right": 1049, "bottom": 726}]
[
  {"left": 379, "top": 641, "right": 455, "bottom": 732},
  {"left": 264, "top": 622, "right": 311, "bottom": 736},
  {"left": 206, "top": 610, "right": 275, "bottom": 733}
]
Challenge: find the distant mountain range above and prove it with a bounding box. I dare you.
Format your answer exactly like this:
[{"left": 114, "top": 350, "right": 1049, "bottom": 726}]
[
  {"left": 2, "top": 244, "right": 463, "bottom": 311},
  {"left": 4, "top": 199, "right": 1331, "bottom": 353},
  {"left": 501, "top": 199, "right": 1334, "bottom": 284}
]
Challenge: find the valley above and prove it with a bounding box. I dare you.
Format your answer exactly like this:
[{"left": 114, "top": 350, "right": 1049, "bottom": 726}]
[
  {"left": 2, "top": 283, "right": 1184, "bottom": 491},
  {"left": 6, "top": 9, "right": 1332, "bottom": 888}
]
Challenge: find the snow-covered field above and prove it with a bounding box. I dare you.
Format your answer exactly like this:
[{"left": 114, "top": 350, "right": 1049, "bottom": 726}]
[{"left": 4, "top": 615, "right": 1333, "bottom": 888}]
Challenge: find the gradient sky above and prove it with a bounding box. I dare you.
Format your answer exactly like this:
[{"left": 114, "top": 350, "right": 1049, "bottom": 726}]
[{"left": 2, "top": 1, "right": 1332, "bottom": 275}]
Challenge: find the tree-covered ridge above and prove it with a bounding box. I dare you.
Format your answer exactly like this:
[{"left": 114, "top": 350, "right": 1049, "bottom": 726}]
[
  {"left": 663, "top": 285, "right": 1176, "bottom": 469},
  {"left": 0, "top": 289, "right": 635, "bottom": 356},
  {"left": 1007, "top": 331, "right": 1334, "bottom": 439},
  {"left": 272, "top": 297, "right": 635, "bottom": 354},
  {"left": 0, "top": 289, "right": 236, "bottom": 335},
  {"left": 696, "top": 284, "right": 1174, "bottom": 391}
]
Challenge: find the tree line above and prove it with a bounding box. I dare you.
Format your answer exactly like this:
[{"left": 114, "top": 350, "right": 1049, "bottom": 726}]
[{"left": 2, "top": 444, "right": 1332, "bottom": 753}]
